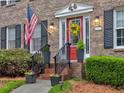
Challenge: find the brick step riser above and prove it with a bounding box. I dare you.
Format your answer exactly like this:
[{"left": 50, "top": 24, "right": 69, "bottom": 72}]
[{"left": 39, "top": 67, "right": 71, "bottom": 80}]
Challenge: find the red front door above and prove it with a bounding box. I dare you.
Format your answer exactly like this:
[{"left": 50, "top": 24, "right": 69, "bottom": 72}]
[{"left": 67, "top": 16, "right": 83, "bottom": 60}]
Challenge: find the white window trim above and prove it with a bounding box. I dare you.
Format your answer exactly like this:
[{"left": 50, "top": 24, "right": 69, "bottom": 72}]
[
  {"left": 6, "top": 27, "right": 8, "bottom": 49},
  {"left": 114, "top": 9, "right": 124, "bottom": 49},
  {"left": 59, "top": 18, "right": 66, "bottom": 49},
  {"left": 6, "top": 26, "right": 15, "bottom": 49}
]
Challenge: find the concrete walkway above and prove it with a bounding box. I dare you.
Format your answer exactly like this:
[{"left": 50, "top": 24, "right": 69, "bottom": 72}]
[{"left": 11, "top": 80, "right": 52, "bottom": 93}]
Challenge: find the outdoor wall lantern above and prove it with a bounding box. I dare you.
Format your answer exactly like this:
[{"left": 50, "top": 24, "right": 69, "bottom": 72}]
[
  {"left": 94, "top": 16, "right": 102, "bottom": 31},
  {"left": 49, "top": 22, "right": 55, "bottom": 34}
]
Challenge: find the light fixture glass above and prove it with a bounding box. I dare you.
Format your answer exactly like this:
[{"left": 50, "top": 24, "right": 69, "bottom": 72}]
[
  {"left": 49, "top": 22, "right": 54, "bottom": 29},
  {"left": 48, "top": 22, "right": 55, "bottom": 34},
  {"left": 94, "top": 16, "right": 100, "bottom": 27}
]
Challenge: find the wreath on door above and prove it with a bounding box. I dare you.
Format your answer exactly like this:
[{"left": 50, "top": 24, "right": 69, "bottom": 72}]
[{"left": 70, "top": 23, "right": 80, "bottom": 36}]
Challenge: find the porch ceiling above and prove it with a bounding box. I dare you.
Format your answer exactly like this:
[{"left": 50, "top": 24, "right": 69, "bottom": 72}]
[{"left": 55, "top": 3, "right": 94, "bottom": 17}]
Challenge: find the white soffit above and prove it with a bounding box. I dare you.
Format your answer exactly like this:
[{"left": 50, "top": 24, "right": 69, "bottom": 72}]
[{"left": 55, "top": 3, "right": 94, "bottom": 17}]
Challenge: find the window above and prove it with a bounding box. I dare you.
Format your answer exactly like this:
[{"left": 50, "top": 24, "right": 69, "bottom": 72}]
[
  {"left": 62, "top": 21, "right": 65, "bottom": 46},
  {"left": 30, "top": 24, "right": 41, "bottom": 52},
  {"left": 115, "top": 9, "right": 124, "bottom": 48},
  {"left": 0, "top": 0, "right": 20, "bottom": 6},
  {"left": 70, "top": 19, "right": 80, "bottom": 45},
  {"left": 85, "top": 17, "right": 90, "bottom": 54},
  {"left": 0, "top": 25, "right": 21, "bottom": 49},
  {"left": 0, "top": 1, "right": 6, "bottom": 6},
  {"left": 8, "top": 0, "right": 16, "bottom": 5},
  {"left": 0, "top": 29, "right": 1, "bottom": 49},
  {"left": 7, "top": 26, "right": 16, "bottom": 49}
]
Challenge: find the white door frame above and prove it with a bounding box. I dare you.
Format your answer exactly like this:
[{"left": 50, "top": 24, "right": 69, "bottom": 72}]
[
  {"left": 59, "top": 15, "right": 90, "bottom": 60},
  {"left": 83, "top": 16, "right": 90, "bottom": 59}
]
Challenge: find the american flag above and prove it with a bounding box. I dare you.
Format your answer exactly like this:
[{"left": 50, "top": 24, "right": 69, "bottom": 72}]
[{"left": 25, "top": 5, "right": 38, "bottom": 46}]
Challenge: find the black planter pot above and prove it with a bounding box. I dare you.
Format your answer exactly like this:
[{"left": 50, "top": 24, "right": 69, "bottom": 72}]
[
  {"left": 25, "top": 74, "right": 36, "bottom": 84},
  {"left": 42, "top": 51, "right": 51, "bottom": 64},
  {"left": 76, "top": 49, "right": 84, "bottom": 62},
  {"left": 50, "top": 75, "right": 61, "bottom": 86}
]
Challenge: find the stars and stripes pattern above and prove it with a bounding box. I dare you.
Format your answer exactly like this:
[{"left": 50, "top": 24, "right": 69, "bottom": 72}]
[{"left": 25, "top": 5, "right": 38, "bottom": 46}]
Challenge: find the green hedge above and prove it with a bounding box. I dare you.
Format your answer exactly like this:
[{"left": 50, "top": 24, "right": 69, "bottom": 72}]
[
  {"left": 85, "top": 56, "right": 124, "bottom": 88},
  {"left": 0, "top": 48, "right": 32, "bottom": 77}
]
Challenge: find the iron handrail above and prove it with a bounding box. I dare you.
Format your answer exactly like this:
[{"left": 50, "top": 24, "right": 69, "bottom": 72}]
[
  {"left": 54, "top": 42, "right": 71, "bottom": 74},
  {"left": 31, "top": 46, "right": 45, "bottom": 73}
]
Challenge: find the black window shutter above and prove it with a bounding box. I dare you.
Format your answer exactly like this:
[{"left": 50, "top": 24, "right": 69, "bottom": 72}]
[
  {"left": 1, "top": 27, "right": 6, "bottom": 49},
  {"left": 104, "top": 9, "right": 113, "bottom": 49},
  {"left": 15, "top": 24, "right": 21, "bottom": 48},
  {"left": 41, "top": 20, "right": 48, "bottom": 47},
  {"left": 23, "top": 24, "right": 26, "bottom": 49}
]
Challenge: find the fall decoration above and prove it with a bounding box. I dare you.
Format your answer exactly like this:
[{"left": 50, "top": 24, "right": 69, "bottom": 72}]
[{"left": 70, "top": 23, "right": 80, "bottom": 36}]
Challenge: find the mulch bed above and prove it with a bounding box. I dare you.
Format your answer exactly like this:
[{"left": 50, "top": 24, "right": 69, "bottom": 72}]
[
  {"left": 0, "top": 77, "right": 24, "bottom": 88},
  {"left": 0, "top": 81, "right": 5, "bottom": 88},
  {"left": 68, "top": 81, "right": 124, "bottom": 93},
  {"left": 0, "top": 77, "right": 24, "bottom": 81}
]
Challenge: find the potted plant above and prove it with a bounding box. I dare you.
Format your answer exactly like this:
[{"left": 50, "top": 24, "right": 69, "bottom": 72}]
[
  {"left": 42, "top": 44, "right": 51, "bottom": 67},
  {"left": 50, "top": 74, "right": 61, "bottom": 86},
  {"left": 76, "top": 40, "right": 85, "bottom": 62},
  {"left": 25, "top": 70, "right": 36, "bottom": 83}
]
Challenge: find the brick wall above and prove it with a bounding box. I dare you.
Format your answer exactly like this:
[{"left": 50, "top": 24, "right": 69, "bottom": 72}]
[{"left": 0, "top": 0, "right": 124, "bottom": 60}]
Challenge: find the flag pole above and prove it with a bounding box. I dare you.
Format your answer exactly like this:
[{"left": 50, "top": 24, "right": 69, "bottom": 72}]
[
  {"left": 25, "top": 4, "right": 35, "bottom": 73},
  {"left": 25, "top": 4, "right": 52, "bottom": 74}
]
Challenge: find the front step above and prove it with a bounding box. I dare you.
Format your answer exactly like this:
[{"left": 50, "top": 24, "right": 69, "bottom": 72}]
[
  {"left": 45, "top": 68, "right": 55, "bottom": 74},
  {"left": 61, "top": 66, "right": 72, "bottom": 80},
  {"left": 70, "top": 62, "right": 83, "bottom": 79},
  {"left": 38, "top": 67, "right": 55, "bottom": 80},
  {"left": 38, "top": 65, "right": 72, "bottom": 80},
  {"left": 38, "top": 74, "right": 51, "bottom": 80}
]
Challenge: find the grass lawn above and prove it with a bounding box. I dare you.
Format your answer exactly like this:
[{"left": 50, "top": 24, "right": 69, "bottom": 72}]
[
  {"left": 48, "top": 81, "right": 71, "bottom": 93},
  {"left": 0, "top": 80, "right": 25, "bottom": 93}
]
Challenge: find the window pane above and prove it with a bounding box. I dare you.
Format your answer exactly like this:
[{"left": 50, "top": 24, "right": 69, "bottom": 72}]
[
  {"left": 32, "top": 24, "right": 41, "bottom": 38},
  {"left": 70, "top": 19, "right": 80, "bottom": 45},
  {"left": 116, "top": 10, "right": 124, "bottom": 28},
  {"left": 117, "top": 29, "right": 124, "bottom": 38},
  {"left": 117, "top": 29, "right": 121, "bottom": 37},
  {"left": 122, "top": 38, "right": 124, "bottom": 45},
  {"left": 8, "top": 0, "right": 16, "bottom": 4},
  {"left": 32, "top": 24, "right": 41, "bottom": 51},
  {"left": 8, "top": 26, "right": 15, "bottom": 49},
  {"left": 122, "top": 29, "right": 124, "bottom": 37},
  {"left": 117, "top": 38, "right": 121, "bottom": 46},
  {"left": 32, "top": 38, "right": 41, "bottom": 51},
  {"left": 62, "top": 22, "right": 65, "bottom": 46},
  {"left": 8, "top": 27, "right": 15, "bottom": 40},
  {"left": 116, "top": 29, "right": 124, "bottom": 46},
  {"left": 8, "top": 41, "right": 15, "bottom": 49},
  {"left": 85, "top": 18, "right": 90, "bottom": 54}
]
